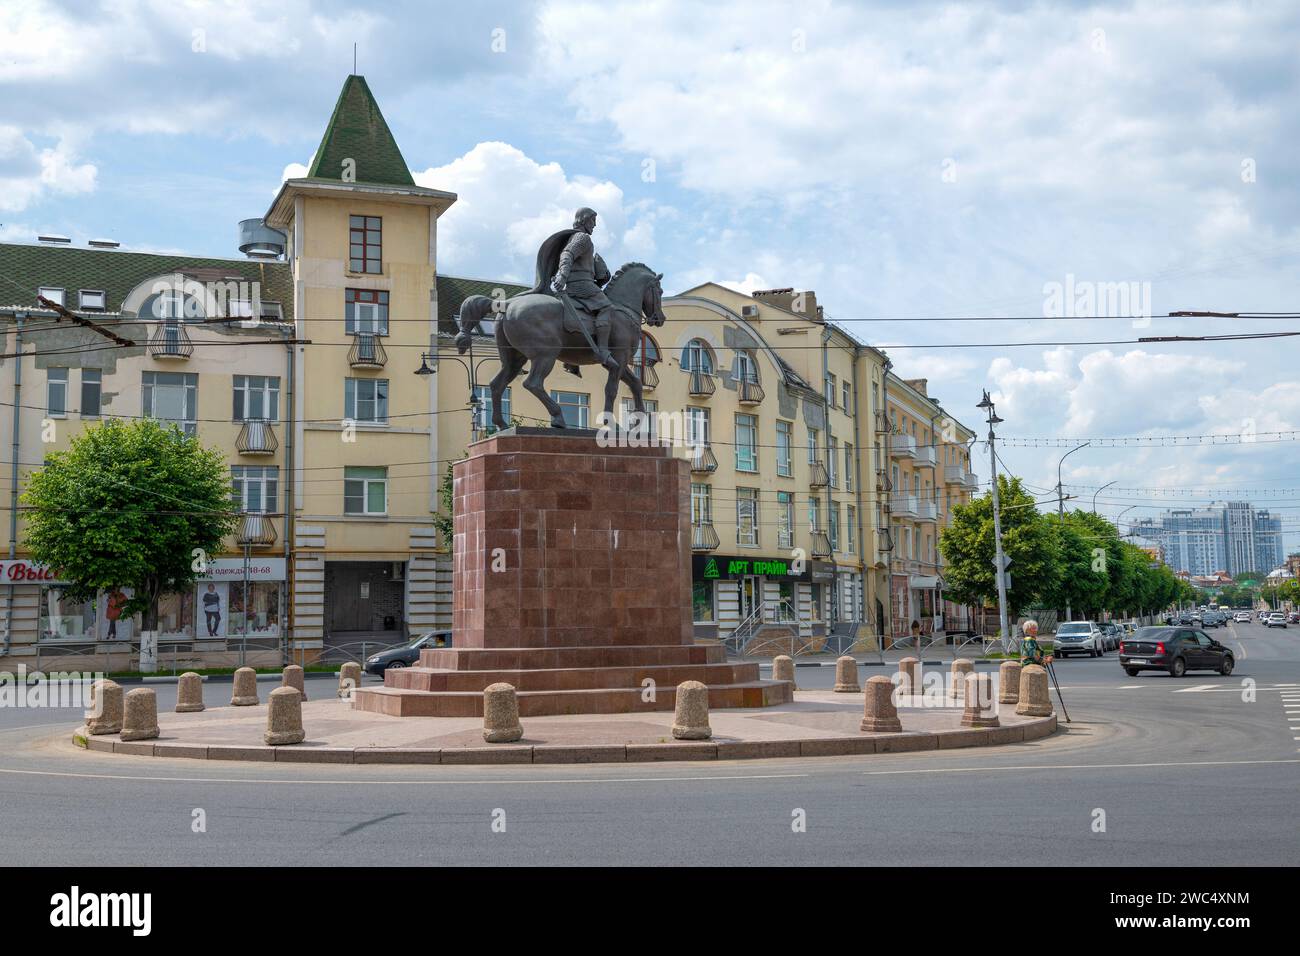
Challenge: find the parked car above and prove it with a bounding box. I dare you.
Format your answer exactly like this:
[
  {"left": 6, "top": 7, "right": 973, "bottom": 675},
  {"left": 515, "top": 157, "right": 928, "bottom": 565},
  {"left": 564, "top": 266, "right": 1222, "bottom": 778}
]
[
  {"left": 1119, "top": 626, "right": 1234, "bottom": 677},
  {"left": 1266, "top": 612, "right": 1288, "bottom": 628},
  {"left": 1101, "top": 621, "right": 1124, "bottom": 649},
  {"left": 1054, "top": 621, "right": 1105, "bottom": 658},
  {"left": 363, "top": 630, "right": 453, "bottom": 675},
  {"left": 1288, "top": 612, "right": 1300, "bottom": 624},
  {"left": 1234, "top": 611, "right": 1252, "bottom": 623}
]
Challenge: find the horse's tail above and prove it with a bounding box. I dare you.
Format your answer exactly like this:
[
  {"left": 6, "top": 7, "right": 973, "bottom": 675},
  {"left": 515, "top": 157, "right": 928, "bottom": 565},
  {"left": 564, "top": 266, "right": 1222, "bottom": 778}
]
[{"left": 455, "top": 295, "right": 495, "bottom": 354}]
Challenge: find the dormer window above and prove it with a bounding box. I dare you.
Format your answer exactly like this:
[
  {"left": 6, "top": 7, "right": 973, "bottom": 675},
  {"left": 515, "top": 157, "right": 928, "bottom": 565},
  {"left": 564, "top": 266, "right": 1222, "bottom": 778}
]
[
  {"left": 38, "top": 287, "right": 64, "bottom": 306},
  {"left": 79, "top": 290, "right": 106, "bottom": 311}
]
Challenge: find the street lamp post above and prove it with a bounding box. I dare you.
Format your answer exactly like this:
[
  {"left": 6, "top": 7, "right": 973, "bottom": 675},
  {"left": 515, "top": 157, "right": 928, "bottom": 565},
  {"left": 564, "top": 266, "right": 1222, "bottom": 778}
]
[
  {"left": 1056, "top": 441, "right": 1090, "bottom": 621},
  {"left": 1092, "top": 480, "right": 1116, "bottom": 514},
  {"left": 977, "top": 391, "right": 1011, "bottom": 652}
]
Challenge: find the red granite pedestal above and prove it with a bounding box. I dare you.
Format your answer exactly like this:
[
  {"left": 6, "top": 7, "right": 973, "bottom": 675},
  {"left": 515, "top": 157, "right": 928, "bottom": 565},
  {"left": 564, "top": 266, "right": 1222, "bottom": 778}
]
[{"left": 352, "top": 428, "right": 792, "bottom": 717}]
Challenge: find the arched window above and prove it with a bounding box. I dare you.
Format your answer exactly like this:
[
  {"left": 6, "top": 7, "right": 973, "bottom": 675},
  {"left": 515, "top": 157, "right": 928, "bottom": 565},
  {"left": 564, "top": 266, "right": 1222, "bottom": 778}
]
[
  {"left": 734, "top": 349, "right": 759, "bottom": 384},
  {"left": 680, "top": 338, "right": 714, "bottom": 374},
  {"left": 634, "top": 331, "right": 662, "bottom": 367}
]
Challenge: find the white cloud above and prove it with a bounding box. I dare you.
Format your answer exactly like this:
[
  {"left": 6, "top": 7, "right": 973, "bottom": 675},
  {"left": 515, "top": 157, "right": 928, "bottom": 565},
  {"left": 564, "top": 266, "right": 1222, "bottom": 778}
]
[{"left": 0, "top": 127, "right": 96, "bottom": 212}]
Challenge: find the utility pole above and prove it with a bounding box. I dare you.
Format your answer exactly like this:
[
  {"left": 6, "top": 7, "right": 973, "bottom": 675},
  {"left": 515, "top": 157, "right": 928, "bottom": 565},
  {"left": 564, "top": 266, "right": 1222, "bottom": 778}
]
[
  {"left": 977, "top": 392, "right": 1011, "bottom": 652},
  {"left": 1056, "top": 441, "right": 1090, "bottom": 621}
]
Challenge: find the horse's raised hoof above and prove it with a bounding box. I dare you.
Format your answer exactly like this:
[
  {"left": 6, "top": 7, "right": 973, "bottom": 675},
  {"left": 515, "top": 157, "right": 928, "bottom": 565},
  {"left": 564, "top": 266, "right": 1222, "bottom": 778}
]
[{"left": 550, "top": 415, "right": 567, "bottom": 429}]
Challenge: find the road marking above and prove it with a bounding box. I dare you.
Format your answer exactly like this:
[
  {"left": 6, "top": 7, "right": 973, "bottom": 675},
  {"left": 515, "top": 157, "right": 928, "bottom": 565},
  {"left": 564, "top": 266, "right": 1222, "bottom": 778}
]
[
  {"left": 1173, "top": 684, "right": 1219, "bottom": 693},
  {"left": 859, "top": 757, "right": 1300, "bottom": 777}
]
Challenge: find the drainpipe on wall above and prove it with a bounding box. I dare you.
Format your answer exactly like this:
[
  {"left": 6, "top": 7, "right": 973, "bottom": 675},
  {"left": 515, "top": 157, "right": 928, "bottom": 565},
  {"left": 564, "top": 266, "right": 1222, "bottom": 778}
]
[
  {"left": 820, "top": 326, "right": 833, "bottom": 623},
  {"left": 881, "top": 359, "right": 893, "bottom": 649},
  {"left": 281, "top": 317, "right": 295, "bottom": 660},
  {"left": 929, "top": 407, "right": 943, "bottom": 636},
  {"left": 850, "top": 347, "right": 866, "bottom": 633},
  {"left": 3, "top": 313, "right": 24, "bottom": 656}
]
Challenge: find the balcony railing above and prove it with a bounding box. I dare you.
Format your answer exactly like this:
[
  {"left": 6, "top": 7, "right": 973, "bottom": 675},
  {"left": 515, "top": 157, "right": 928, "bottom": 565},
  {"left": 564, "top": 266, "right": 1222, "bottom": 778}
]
[
  {"left": 809, "top": 461, "right": 830, "bottom": 488},
  {"left": 810, "top": 531, "right": 832, "bottom": 558},
  {"left": 874, "top": 411, "right": 891, "bottom": 435},
  {"left": 687, "top": 369, "right": 716, "bottom": 397},
  {"left": 236, "top": 513, "right": 277, "bottom": 548},
  {"left": 637, "top": 363, "right": 659, "bottom": 390},
  {"left": 945, "top": 466, "right": 978, "bottom": 490},
  {"left": 236, "top": 419, "right": 278, "bottom": 456},
  {"left": 691, "top": 522, "right": 720, "bottom": 551},
  {"left": 889, "top": 433, "right": 917, "bottom": 460},
  {"left": 147, "top": 321, "right": 193, "bottom": 360},
  {"left": 917, "top": 501, "right": 938, "bottom": 523},
  {"left": 892, "top": 494, "right": 919, "bottom": 519},
  {"left": 348, "top": 333, "right": 388, "bottom": 369},
  {"left": 689, "top": 446, "right": 718, "bottom": 473},
  {"left": 737, "top": 380, "right": 764, "bottom": 405},
  {"left": 914, "top": 445, "right": 937, "bottom": 469}
]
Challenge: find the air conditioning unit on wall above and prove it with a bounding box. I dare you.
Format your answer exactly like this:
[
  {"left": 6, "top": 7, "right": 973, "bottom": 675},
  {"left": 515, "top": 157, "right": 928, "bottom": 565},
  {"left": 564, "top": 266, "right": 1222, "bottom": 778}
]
[{"left": 740, "top": 304, "right": 759, "bottom": 319}]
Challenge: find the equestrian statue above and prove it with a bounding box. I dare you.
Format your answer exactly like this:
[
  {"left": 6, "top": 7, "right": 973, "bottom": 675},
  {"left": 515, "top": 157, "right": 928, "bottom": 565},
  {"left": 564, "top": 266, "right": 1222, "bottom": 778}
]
[{"left": 454, "top": 207, "right": 666, "bottom": 431}]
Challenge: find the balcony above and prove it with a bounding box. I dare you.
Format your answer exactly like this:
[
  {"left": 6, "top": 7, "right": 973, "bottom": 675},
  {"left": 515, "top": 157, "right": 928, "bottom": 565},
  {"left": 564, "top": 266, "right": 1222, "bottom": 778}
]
[
  {"left": 889, "top": 433, "right": 917, "bottom": 460},
  {"left": 810, "top": 531, "right": 832, "bottom": 558},
  {"left": 236, "top": 419, "right": 278, "bottom": 456},
  {"left": 148, "top": 321, "right": 193, "bottom": 360},
  {"left": 737, "top": 380, "right": 765, "bottom": 405},
  {"left": 809, "top": 461, "right": 830, "bottom": 488},
  {"left": 348, "top": 333, "right": 388, "bottom": 369},
  {"left": 687, "top": 369, "right": 715, "bottom": 397},
  {"left": 689, "top": 446, "right": 718, "bottom": 473},
  {"left": 873, "top": 411, "right": 891, "bottom": 435},
  {"left": 236, "top": 513, "right": 277, "bottom": 549},
  {"left": 637, "top": 363, "right": 659, "bottom": 390},
  {"left": 914, "top": 445, "right": 937, "bottom": 469},
  {"left": 892, "top": 494, "right": 919, "bottom": 519},
  {"left": 691, "top": 522, "right": 720, "bottom": 551},
  {"left": 945, "top": 466, "right": 979, "bottom": 490},
  {"left": 917, "top": 501, "right": 938, "bottom": 523}
]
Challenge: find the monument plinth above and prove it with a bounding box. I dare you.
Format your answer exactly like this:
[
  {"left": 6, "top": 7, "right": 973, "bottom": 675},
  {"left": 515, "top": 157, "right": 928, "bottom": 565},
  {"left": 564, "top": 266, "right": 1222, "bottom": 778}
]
[{"left": 352, "top": 429, "right": 793, "bottom": 717}]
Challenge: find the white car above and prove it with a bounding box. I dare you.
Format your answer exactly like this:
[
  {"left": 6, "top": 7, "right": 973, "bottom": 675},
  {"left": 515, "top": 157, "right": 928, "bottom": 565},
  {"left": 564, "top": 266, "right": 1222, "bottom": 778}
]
[
  {"left": 1053, "top": 621, "right": 1105, "bottom": 658},
  {"left": 1234, "top": 611, "right": 1252, "bottom": 623},
  {"left": 1266, "top": 612, "right": 1288, "bottom": 628}
]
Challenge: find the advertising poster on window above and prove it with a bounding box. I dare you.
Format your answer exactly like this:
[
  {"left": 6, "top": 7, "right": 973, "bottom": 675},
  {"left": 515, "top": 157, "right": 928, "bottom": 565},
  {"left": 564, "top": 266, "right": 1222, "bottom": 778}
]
[{"left": 97, "top": 588, "right": 134, "bottom": 642}]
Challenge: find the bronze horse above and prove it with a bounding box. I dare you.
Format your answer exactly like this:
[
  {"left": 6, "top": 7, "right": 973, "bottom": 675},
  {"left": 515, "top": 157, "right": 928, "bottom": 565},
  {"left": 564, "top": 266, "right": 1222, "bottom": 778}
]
[{"left": 455, "top": 262, "right": 666, "bottom": 431}]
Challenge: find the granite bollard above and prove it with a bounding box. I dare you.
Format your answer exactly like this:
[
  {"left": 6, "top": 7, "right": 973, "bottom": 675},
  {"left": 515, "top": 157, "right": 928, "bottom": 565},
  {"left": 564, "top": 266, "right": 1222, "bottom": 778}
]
[
  {"left": 998, "top": 660, "right": 1022, "bottom": 705},
  {"left": 960, "top": 672, "right": 1000, "bottom": 728},
  {"left": 483, "top": 683, "right": 523, "bottom": 743},
  {"left": 120, "top": 687, "right": 160, "bottom": 741},
  {"left": 949, "top": 658, "right": 974, "bottom": 700},
  {"left": 832, "top": 656, "right": 861, "bottom": 693},
  {"left": 897, "top": 657, "right": 921, "bottom": 698},
  {"left": 338, "top": 662, "right": 362, "bottom": 698},
  {"left": 772, "top": 655, "right": 796, "bottom": 689},
  {"left": 860, "top": 674, "right": 903, "bottom": 733},
  {"left": 85, "top": 679, "right": 123, "bottom": 735},
  {"left": 175, "top": 671, "right": 204, "bottom": 713},
  {"left": 671, "top": 680, "right": 712, "bottom": 740},
  {"left": 282, "top": 664, "right": 307, "bottom": 701},
  {"left": 1015, "top": 664, "right": 1053, "bottom": 717},
  {"left": 264, "top": 686, "right": 305, "bottom": 745},
  {"left": 230, "top": 666, "right": 259, "bottom": 706}
]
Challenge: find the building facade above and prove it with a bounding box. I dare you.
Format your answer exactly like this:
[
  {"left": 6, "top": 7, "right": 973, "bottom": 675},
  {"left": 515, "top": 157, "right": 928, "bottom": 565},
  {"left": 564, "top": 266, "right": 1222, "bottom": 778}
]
[{"left": 1133, "top": 501, "right": 1284, "bottom": 578}]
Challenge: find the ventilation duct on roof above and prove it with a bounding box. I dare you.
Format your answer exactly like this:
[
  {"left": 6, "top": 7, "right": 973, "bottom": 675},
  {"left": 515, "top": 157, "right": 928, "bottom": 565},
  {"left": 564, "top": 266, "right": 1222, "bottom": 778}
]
[
  {"left": 238, "top": 218, "right": 287, "bottom": 259},
  {"left": 37, "top": 234, "right": 71, "bottom": 244}
]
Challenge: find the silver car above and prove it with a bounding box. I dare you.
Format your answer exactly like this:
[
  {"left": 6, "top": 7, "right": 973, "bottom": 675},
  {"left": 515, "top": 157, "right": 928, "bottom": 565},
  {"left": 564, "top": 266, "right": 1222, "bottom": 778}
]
[{"left": 1054, "top": 621, "right": 1105, "bottom": 658}]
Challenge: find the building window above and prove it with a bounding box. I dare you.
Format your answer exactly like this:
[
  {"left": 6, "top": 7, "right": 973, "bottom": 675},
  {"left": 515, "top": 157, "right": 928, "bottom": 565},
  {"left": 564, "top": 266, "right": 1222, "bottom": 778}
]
[
  {"left": 830, "top": 503, "right": 840, "bottom": 551},
  {"left": 847, "top": 505, "right": 856, "bottom": 552},
  {"left": 142, "top": 371, "right": 198, "bottom": 436},
  {"left": 550, "top": 390, "right": 589, "bottom": 428},
  {"left": 344, "top": 466, "right": 387, "bottom": 515},
  {"left": 844, "top": 442, "right": 853, "bottom": 492},
  {"left": 736, "top": 487, "right": 759, "bottom": 547},
  {"left": 810, "top": 583, "right": 823, "bottom": 622},
  {"left": 80, "top": 369, "right": 102, "bottom": 418},
  {"left": 473, "top": 385, "right": 511, "bottom": 430},
  {"left": 345, "top": 378, "right": 389, "bottom": 423},
  {"left": 620, "top": 398, "right": 657, "bottom": 438},
  {"left": 681, "top": 339, "right": 714, "bottom": 374},
  {"left": 825, "top": 373, "right": 836, "bottom": 407},
  {"left": 776, "top": 420, "right": 792, "bottom": 477},
  {"left": 828, "top": 436, "right": 838, "bottom": 487},
  {"left": 79, "top": 290, "right": 106, "bottom": 311},
  {"left": 345, "top": 288, "right": 389, "bottom": 334},
  {"left": 691, "top": 482, "right": 712, "bottom": 525},
  {"left": 734, "top": 351, "right": 758, "bottom": 383},
  {"left": 349, "top": 215, "right": 382, "bottom": 274},
  {"left": 233, "top": 375, "right": 280, "bottom": 421},
  {"left": 692, "top": 580, "right": 714, "bottom": 623},
  {"left": 46, "top": 368, "right": 68, "bottom": 417},
  {"left": 685, "top": 406, "right": 710, "bottom": 449},
  {"left": 777, "top": 491, "right": 794, "bottom": 550},
  {"left": 842, "top": 381, "right": 852, "bottom": 415},
  {"left": 808, "top": 427, "right": 819, "bottom": 464},
  {"left": 735, "top": 413, "right": 758, "bottom": 472},
  {"left": 38, "top": 287, "right": 64, "bottom": 306},
  {"left": 231, "top": 466, "right": 279, "bottom": 513},
  {"left": 808, "top": 496, "right": 821, "bottom": 532}
]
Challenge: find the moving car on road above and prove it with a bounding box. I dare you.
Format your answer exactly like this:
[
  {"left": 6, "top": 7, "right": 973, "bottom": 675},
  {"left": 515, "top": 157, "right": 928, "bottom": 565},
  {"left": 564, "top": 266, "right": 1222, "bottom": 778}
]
[
  {"left": 363, "top": 630, "right": 453, "bottom": 675},
  {"left": 1234, "top": 611, "right": 1252, "bottom": 623},
  {"left": 1053, "top": 621, "right": 1106, "bottom": 658},
  {"left": 1201, "top": 610, "right": 1225, "bottom": 628},
  {"left": 1266, "top": 612, "right": 1288, "bottom": 628},
  {"left": 1119, "top": 626, "right": 1234, "bottom": 677}
]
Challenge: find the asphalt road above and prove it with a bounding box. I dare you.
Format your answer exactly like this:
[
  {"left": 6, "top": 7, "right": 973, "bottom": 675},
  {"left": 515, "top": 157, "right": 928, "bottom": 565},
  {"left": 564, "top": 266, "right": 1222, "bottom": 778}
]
[{"left": 1, "top": 620, "right": 1297, "bottom": 866}]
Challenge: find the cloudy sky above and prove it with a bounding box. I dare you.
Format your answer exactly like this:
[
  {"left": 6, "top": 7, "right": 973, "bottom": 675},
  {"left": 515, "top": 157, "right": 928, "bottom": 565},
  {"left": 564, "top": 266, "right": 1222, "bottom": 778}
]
[{"left": 3, "top": 0, "right": 1298, "bottom": 556}]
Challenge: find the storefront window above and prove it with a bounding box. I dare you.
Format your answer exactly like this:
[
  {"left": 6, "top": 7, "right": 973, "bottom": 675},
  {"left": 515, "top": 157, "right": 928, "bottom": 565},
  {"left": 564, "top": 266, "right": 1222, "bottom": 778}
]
[
  {"left": 39, "top": 586, "right": 96, "bottom": 641},
  {"left": 228, "top": 582, "right": 282, "bottom": 637},
  {"left": 692, "top": 580, "right": 714, "bottom": 623},
  {"left": 810, "top": 583, "right": 823, "bottom": 621},
  {"left": 156, "top": 589, "right": 196, "bottom": 639},
  {"left": 777, "top": 580, "right": 796, "bottom": 621}
]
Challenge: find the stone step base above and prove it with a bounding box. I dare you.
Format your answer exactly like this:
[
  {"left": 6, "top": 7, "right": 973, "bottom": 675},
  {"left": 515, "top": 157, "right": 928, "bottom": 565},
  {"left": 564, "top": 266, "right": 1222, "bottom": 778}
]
[
  {"left": 417, "top": 643, "right": 724, "bottom": 671},
  {"left": 386, "top": 660, "right": 760, "bottom": 694},
  {"left": 352, "top": 679, "right": 792, "bottom": 718}
]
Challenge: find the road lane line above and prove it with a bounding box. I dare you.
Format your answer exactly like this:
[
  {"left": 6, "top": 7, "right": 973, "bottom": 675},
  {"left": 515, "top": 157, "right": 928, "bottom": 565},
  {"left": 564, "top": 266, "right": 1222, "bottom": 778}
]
[
  {"left": 858, "top": 757, "right": 1300, "bottom": 776},
  {"left": 0, "top": 766, "right": 811, "bottom": 785}
]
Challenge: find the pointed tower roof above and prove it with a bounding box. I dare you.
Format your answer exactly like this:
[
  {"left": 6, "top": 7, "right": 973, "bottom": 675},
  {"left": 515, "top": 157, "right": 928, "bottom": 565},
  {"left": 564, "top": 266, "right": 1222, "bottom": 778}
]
[{"left": 307, "top": 75, "right": 415, "bottom": 187}]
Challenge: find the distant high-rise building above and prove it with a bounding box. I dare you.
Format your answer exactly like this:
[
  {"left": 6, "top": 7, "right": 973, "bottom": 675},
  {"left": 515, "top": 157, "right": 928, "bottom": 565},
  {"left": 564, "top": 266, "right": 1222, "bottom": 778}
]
[{"left": 1131, "top": 502, "right": 1282, "bottom": 576}]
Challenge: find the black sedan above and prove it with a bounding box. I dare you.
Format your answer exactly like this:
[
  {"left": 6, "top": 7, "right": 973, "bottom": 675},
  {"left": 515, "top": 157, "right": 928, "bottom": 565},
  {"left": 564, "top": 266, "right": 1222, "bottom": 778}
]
[
  {"left": 363, "top": 630, "right": 452, "bottom": 675},
  {"left": 1119, "top": 626, "right": 1234, "bottom": 678}
]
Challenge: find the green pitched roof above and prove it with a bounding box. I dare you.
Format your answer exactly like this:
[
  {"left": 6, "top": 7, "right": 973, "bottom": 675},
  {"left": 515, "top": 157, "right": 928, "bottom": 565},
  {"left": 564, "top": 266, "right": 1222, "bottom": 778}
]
[
  {"left": 0, "top": 242, "right": 293, "bottom": 317},
  {"left": 307, "top": 75, "right": 415, "bottom": 187},
  {"left": 436, "top": 274, "right": 528, "bottom": 336}
]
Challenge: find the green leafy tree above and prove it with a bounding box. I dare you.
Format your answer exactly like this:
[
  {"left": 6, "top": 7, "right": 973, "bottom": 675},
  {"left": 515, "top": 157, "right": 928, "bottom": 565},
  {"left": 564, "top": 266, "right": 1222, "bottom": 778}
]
[
  {"left": 939, "top": 475, "right": 1060, "bottom": 621},
  {"left": 1039, "top": 517, "right": 1106, "bottom": 617},
  {"left": 21, "top": 418, "right": 238, "bottom": 630}
]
